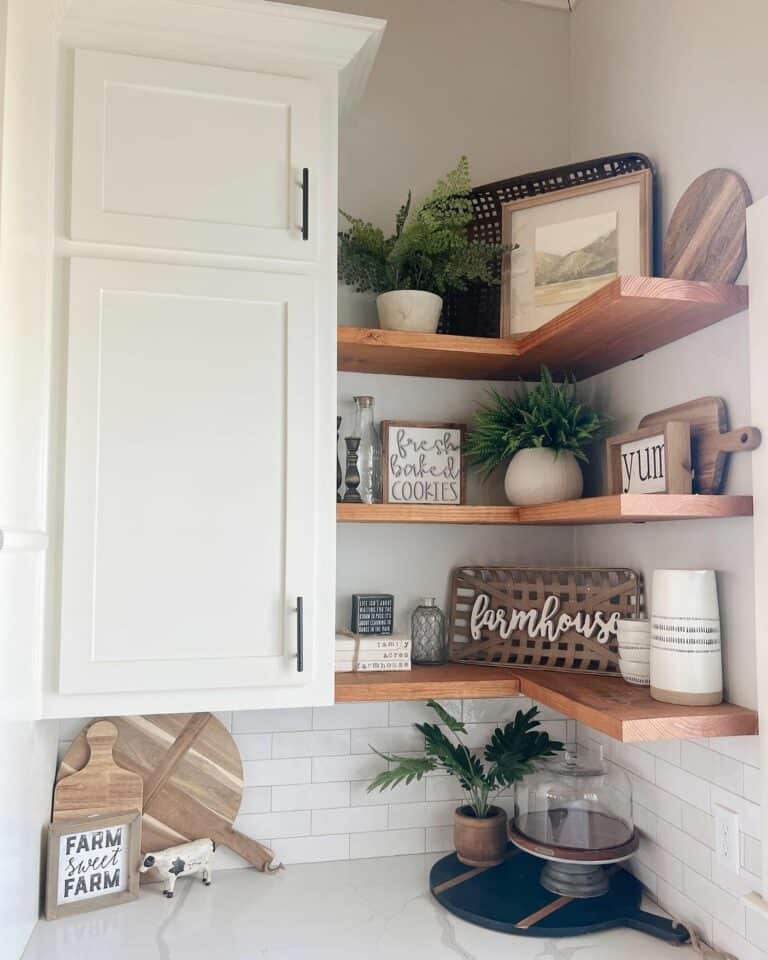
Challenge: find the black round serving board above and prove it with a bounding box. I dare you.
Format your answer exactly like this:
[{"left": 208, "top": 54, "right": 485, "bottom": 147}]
[{"left": 430, "top": 848, "right": 689, "bottom": 944}]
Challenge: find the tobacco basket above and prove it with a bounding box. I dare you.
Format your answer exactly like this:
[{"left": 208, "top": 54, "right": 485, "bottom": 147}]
[{"left": 449, "top": 565, "right": 643, "bottom": 675}]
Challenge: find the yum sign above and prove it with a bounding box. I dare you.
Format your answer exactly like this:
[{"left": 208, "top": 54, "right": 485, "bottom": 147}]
[{"left": 607, "top": 421, "right": 692, "bottom": 495}]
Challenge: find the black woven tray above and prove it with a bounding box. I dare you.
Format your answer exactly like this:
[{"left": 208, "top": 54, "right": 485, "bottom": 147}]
[
  {"left": 430, "top": 848, "right": 688, "bottom": 944},
  {"left": 440, "top": 153, "right": 653, "bottom": 337}
]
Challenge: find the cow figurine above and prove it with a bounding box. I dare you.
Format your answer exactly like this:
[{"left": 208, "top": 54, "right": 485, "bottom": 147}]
[{"left": 140, "top": 838, "right": 216, "bottom": 898}]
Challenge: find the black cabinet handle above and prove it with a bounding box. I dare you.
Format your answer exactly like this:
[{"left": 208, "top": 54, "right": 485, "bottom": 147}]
[
  {"left": 301, "top": 168, "right": 309, "bottom": 241},
  {"left": 296, "top": 596, "right": 304, "bottom": 672}
]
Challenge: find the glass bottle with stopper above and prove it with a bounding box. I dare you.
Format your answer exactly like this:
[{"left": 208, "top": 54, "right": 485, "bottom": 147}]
[{"left": 352, "top": 395, "right": 382, "bottom": 504}]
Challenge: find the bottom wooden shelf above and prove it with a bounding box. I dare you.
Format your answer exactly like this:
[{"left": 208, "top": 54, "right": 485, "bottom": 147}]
[{"left": 334, "top": 664, "right": 758, "bottom": 743}]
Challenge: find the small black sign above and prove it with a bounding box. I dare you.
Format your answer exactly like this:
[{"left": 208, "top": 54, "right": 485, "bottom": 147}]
[{"left": 351, "top": 594, "right": 394, "bottom": 635}]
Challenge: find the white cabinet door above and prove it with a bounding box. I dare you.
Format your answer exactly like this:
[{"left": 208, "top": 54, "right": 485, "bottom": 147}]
[
  {"left": 59, "top": 258, "right": 324, "bottom": 695},
  {"left": 71, "top": 50, "right": 325, "bottom": 259}
]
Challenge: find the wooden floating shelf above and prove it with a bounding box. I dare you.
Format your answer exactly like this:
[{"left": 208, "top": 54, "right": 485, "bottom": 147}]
[
  {"left": 335, "top": 665, "right": 758, "bottom": 742},
  {"left": 337, "top": 495, "right": 753, "bottom": 526},
  {"left": 337, "top": 276, "right": 748, "bottom": 381}
]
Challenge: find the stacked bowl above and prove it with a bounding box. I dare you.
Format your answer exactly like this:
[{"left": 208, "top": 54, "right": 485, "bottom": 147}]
[{"left": 616, "top": 618, "right": 651, "bottom": 685}]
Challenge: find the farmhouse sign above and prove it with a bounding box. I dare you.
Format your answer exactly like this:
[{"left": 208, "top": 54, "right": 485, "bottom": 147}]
[
  {"left": 450, "top": 565, "right": 642, "bottom": 675},
  {"left": 46, "top": 812, "right": 141, "bottom": 919},
  {"left": 382, "top": 420, "right": 465, "bottom": 505},
  {"left": 606, "top": 421, "right": 692, "bottom": 495}
]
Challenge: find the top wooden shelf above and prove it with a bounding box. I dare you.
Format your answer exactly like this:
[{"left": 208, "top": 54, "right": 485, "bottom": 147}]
[{"left": 337, "top": 276, "right": 748, "bottom": 381}]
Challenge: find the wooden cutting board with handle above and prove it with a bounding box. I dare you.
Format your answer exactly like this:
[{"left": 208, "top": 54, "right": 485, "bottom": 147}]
[
  {"left": 53, "top": 720, "right": 143, "bottom": 821},
  {"left": 663, "top": 169, "right": 751, "bottom": 283},
  {"left": 57, "top": 713, "right": 277, "bottom": 871},
  {"left": 639, "top": 396, "right": 760, "bottom": 494}
]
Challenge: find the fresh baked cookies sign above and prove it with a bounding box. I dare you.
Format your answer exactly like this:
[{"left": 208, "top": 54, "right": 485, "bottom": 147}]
[{"left": 382, "top": 421, "right": 465, "bottom": 505}]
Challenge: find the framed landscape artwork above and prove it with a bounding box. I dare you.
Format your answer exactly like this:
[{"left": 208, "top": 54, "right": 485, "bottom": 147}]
[{"left": 500, "top": 169, "right": 652, "bottom": 336}]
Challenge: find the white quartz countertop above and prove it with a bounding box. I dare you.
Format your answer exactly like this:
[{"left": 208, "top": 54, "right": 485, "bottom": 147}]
[{"left": 24, "top": 854, "right": 696, "bottom": 960}]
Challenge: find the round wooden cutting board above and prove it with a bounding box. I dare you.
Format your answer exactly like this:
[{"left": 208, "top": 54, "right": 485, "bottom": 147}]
[
  {"left": 57, "top": 713, "right": 276, "bottom": 871},
  {"left": 663, "top": 168, "right": 751, "bottom": 283}
]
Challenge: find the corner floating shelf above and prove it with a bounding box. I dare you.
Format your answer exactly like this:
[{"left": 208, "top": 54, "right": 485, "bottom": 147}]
[
  {"left": 337, "top": 276, "right": 748, "bottom": 381},
  {"left": 335, "top": 665, "right": 758, "bottom": 742},
  {"left": 337, "top": 495, "right": 753, "bottom": 526}
]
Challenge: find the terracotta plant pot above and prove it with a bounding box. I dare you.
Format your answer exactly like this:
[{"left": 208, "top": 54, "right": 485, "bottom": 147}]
[{"left": 453, "top": 805, "right": 508, "bottom": 867}]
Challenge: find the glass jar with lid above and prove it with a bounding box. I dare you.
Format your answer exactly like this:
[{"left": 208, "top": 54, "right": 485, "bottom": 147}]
[{"left": 510, "top": 745, "right": 637, "bottom": 897}]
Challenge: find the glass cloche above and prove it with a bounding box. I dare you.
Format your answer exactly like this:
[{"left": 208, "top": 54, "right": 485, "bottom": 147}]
[{"left": 509, "top": 745, "right": 638, "bottom": 898}]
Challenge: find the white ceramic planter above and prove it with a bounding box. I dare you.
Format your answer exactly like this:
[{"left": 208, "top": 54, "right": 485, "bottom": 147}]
[
  {"left": 376, "top": 290, "right": 443, "bottom": 334},
  {"left": 503, "top": 448, "right": 583, "bottom": 506}
]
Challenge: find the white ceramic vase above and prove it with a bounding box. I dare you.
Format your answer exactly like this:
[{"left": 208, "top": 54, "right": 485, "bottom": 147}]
[
  {"left": 503, "top": 448, "right": 583, "bottom": 506},
  {"left": 650, "top": 569, "right": 723, "bottom": 706},
  {"left": 376, "top": 290, "right": 443, "bottom": 334}
]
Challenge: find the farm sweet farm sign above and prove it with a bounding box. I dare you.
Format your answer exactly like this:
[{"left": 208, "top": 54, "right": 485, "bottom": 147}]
[
  {"left": 449, "top": 565, "right": 642, "bottom": 674},
  {"left": 382, "top": 421, "right": 465, "bottom": 505},
  {"left": 46, "top": 812, "right": 141, "bottom": 919}
]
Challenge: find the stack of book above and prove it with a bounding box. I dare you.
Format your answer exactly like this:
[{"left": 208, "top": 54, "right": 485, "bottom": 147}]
[{"left": 335, "top": 632, "right": 411, "bottom": 673}]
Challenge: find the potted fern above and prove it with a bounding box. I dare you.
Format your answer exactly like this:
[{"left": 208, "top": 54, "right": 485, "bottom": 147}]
[
  {"left": 368, "top": 701, "right": 563, "bottom": 867},
  {"left": 338, "top": 157, "right": 508, "bottom": 334},
  {"left": 464, "top": 366, "right": 606, "bottom": 505}
]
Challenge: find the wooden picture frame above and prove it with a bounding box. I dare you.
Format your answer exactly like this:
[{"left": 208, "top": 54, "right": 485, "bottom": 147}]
[
  {"left": 381, "top": 420, "right": 466, "bottom": 505},
  {"left": 501, "top": 169, "right": 653, "bottom": 336},
  {"left": 606, "top": 421, "right": 692, "bottom": 495},
  {"left": 45, "top": 811, "right": 141, "bottom": 920},
  {"left": 449, "top": 565, "right": 642, "bottom": 675}
]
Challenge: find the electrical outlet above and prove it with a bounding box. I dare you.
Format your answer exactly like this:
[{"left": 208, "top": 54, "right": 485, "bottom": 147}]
[{"left": 714, "top": 803, "right": 740, "bottom": 873}]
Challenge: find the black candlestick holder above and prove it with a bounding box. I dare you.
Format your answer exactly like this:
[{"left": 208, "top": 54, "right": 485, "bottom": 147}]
[
  {"left": 336, "top": 416, "right": 343, "bottom": 502},
  {"left": 343, "top": 436, "right": 363, "bottom": 503}
]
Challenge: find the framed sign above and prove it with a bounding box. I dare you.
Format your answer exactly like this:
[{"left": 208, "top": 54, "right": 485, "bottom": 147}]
[
  {"left": 500, "top": 169, "right": 652, "bottom": 336},
  {"left": 449, "top": 565, "right": 642, "bottom": 675},
  {"left": 351, "top": 593, "right": 394, "bottom": 635},
  {"left": 45, "top": 811, "right": 141, "bottom": 920},
  {"left": 382, "top": 421, "right": 465, "bottom": 505},
  {"left": 606, "top": 421, "right": 692, "bottom": 495}
]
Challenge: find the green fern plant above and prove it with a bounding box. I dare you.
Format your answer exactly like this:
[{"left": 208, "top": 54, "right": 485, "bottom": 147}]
[
  {"left": 464, "top": 366, "right": 607, "bottom": 478},
  {"left": 367, "top": 701, "right": 563, "bottom": 818},
  {"left": 338, "top": 157, "right": 511, "bottom": 297}
]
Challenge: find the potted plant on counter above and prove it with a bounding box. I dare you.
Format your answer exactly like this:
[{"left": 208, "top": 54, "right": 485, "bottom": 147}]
[
  {"left": 338, "top": 157, "right": 509, "bottom": 334},
  {"left": 464, "top": 366, "right": 606, "bottom": 505},
  {"left": 367, "top": 701, "right": 563, "bottom": 867}
]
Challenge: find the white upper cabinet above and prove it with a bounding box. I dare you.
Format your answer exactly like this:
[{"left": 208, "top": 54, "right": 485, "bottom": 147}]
[
  {"left": 71, "top": 50, "right": 324, "bottom": 259},
  {"left": 60, "top": 258, "right": 319, "bottom": 696}
]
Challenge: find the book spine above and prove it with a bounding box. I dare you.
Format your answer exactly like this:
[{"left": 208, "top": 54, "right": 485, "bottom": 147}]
[
  {"left": 335, "top": 649, "right": 411, "bottom": 663},
  {"left": 335, "top": 659, "right": 411, "bottom": 673},
  {"left": 335, "top": 637, "right": 410, "bottom": 653}
]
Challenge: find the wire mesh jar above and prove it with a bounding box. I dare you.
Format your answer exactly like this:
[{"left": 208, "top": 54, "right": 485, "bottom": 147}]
[{"left": 411, "top": 598, "right": 447, "bottom": 664}]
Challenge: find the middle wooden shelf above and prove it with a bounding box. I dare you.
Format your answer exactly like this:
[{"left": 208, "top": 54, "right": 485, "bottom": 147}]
[{"left": 337, "top": 494, "right": 753, "bottom": 526}]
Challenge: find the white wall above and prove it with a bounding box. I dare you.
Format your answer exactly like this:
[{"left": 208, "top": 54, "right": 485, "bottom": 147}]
[{"left": 0, "top": 1, "right": 62, "bottom": 957}]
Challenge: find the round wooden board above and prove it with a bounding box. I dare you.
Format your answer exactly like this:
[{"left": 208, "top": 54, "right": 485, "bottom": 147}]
[
  {"left": 57, "top": 713, "right": 274, "bottom": 870},
  {"left": 663, "top": 168, "right": 751, "bottom": 282}
]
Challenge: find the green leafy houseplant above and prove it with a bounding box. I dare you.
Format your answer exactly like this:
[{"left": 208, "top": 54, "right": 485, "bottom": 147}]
[
  {"left": 464, "top": 366, "right": 607, "bottom": 479},
  {"left": 338, "top": 157, "right": 509, "bottom": 297},
  {"left": 368, "top": 701, "right": 563, "bottom": 819}
]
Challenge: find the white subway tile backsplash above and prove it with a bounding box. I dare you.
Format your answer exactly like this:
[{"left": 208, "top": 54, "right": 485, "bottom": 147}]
[
  {"left": 388, "top": 700, "right": 461, "bottom": 726},
  {"left": 426, "top": 826, "right": 454, "bottom": 853},
  {"left": 312, "top": 754, "right": 387, "bottom": 783},
  {"left": 681, "top": 802, "right": 714, "bottom": 850},
  {"left": 634, "top": 837, "right": 683, "bottom": 888},
  {"left": 711, "top": 785, "right": 762, "bottom": 840},
  {"left": 244, "top": 758, "right": 311, "bottom": 786},
  {"left": 744, "top": 763, "right": 761, "bottom": 804},
  {"left": 425, "top": 776, "right": 466, "bottom": 802},
  {"left": 681, "top": 740, "right": 744, "bottom": 794},
  {"left": 274, "top": 835, "right": 350, "bottom": 865},
  {"left": 312, "top": 805, "right": 388, "bottom": 835},
  {"left": 609, "top": 741, "right": 656, "bottom": 781},
  {"left": 715, "top": 920, "right": 768, "bottom": 960},
  {"left": 388, "top": 800, "right": 456, "bottom": 829},
  {"left": 709, "top": 735, "right": 761, "bottom": 768},
  {"left": 233, "top": 708, "right": 313, "bottom": 734},
  {"left": 631, "top": 802, "right": 657, "bottom": 842},
  {"left": 272, "top": 782, "right": 350, "bottom": 812},
  {"left": 627, "top": 773, "right": 683, "bottom": 828},
  {"left": 745, "top": 895, "right": 768, "bottom": 953},
  {"left": 350, "top": 726, "right": 424, "bottom": 755},
  {"left": 350, "top": 778, "right": 425, "bottom": 806},
  {"left": 656, "top": 819, "right": 711, "bottom": 878},
  {"left": 237, "top": 811, "right": 310, "bottom": 839},
  {"left": 240, "top": 786, "right": 271, "bottom": 814},
  {"left": 656, "top": 878, "right": 714, "bottom": 945},
  {"left": 683, "top": 865, "right": 746, "bottom": 936},
  {"left": 350, "top": 828, "right": 425, "bottom": 859},
  {"left": 272, "top": 730, "right": 350, "bottom": 759},
  {"left": 743, "top": 835, "right": 763, "bottom": 876},
  {"left": 655, "top": 758, "right": 711, "bottom": 812},
  {"left": 313, "top": 702, "right": 389, "bottom": 730},
  {"left": 461, "top": 697, "right": 528, "bottom": 723},
  {"left": 637, "top": 739, "right": 682, "bottom": 766},
  {"left": 233, "top": 733, "right": 272, "bottom": 760},
  {"left": 710, "top": 858, "right": 761, "bottom": 900}
]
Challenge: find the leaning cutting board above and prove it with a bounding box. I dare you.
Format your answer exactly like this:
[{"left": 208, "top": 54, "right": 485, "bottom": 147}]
[
  {"left": 57, "top": 713, "right": 276, "bottom": 871},
  {"left": 663, "top": 169, "right": 751, "bottom": 283},
  {"left": 53, "top": 720, "right": 143, "bottom": 821},
  {"left": 639, "top": 396, "right": 760, "bottom": 494}
]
